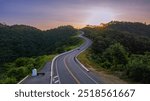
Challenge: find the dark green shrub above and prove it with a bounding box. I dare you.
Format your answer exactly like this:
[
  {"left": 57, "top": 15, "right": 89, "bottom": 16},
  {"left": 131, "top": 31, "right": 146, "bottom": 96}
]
[
  {"left": 2, "top": 77, "right": 17, "bottom": 84},
  {"left": 101, "top": 61, "right": 112, "bottom": 69},
  {"left": 7, "top": 67, "right": 27, "bottom": 81},
  {"left": 103, "top": 43, "right": 128, "bottom": 65},
  {"left": 111, "top": 64, "right": 125, "bottom": 71},
  {"left": 15, "top": 58, "right": 35, "bottom": 67},
  {"left": 127, "top": 63, "right": 150, "bottom": 83}
]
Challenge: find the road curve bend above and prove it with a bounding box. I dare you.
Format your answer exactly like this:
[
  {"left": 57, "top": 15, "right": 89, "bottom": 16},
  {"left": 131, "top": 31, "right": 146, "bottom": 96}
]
[{"left": 50, "top": 31, "right": 103, "bottom": 84}]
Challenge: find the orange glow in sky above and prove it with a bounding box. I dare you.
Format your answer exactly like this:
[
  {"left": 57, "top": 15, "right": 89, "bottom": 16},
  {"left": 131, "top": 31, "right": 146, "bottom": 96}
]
[{"left": 0, "top": 0, "right": 150, "bottom": 30}]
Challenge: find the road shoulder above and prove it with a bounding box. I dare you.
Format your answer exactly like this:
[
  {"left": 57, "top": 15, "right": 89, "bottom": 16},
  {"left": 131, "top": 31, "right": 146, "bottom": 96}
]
[
  {"left": 21, "top": 62, "right": 51, "bottom": 84},
  {"left": 77, "top": 49, "right": 128, "bottom": 84}
]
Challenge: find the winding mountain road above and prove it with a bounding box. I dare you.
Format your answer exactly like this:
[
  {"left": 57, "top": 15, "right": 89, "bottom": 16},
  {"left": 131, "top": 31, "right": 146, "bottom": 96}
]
[{"left": 51, "top": 31, "right": 103, "bottom": 84}]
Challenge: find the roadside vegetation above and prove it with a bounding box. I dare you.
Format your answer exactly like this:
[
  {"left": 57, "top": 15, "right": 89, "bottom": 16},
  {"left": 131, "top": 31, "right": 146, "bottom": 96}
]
[
  {"left": 82, "top": 21, "right": 150, "bottom": 83},
  {"left": 0, "top": 55, "right": 55, "bottom": 83},
  {"left": 0, "top": 24, "right": 82, "bottom": 83}
]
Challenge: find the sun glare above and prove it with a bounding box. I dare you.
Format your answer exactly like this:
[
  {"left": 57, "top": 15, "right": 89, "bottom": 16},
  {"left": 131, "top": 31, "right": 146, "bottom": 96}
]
[{"left": 86, "top": 8, "right": 115, "bottom": 25}]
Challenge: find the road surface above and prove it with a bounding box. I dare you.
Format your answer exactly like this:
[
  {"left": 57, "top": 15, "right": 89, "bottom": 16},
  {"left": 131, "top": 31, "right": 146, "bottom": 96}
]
[
  {"left": 20, "top": 31, "right": 104, "bottom": 84},
  {"left": 21, "top": 62, "right": 51, "bottom": 84},
  {"left": 51, "top": 32, "right": 104, "bottom": 84}
]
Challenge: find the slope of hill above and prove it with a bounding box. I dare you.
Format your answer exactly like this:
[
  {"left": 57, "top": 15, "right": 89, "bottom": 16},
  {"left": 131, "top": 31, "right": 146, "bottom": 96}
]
[
  {"left": 0, "top": 24, "right": 81, "bottom": 83},
  {"left": 82, "top": 21, "right": 150, "bottom": 83},
  {"left": 0, "top": 24, "right": 78, "bottom": 63},
  {"left": 107, "top": 21, "right": 150, "bottom": 37}
]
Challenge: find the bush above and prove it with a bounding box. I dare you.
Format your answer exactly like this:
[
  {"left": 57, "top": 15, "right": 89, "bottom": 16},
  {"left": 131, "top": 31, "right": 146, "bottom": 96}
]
[
  {"left": 127, "top": 62, "right": 150, "bottom": 83},
  {"left": 101, "top": 61, "right": 112, "bottom": 69},
  {"left": 104, "top": 43, "right": 128, "bottom": 65},
  {"left": 101, "top": 43, "right": 128, "bottom": 71},
  {"left": 7, "top": 67, "right": 27, "bottom": 81},
  {"left": 0, "top": 77, "right": 17, "bottom": 84},
  {"left": 15, "top": 58, "right": 35, "bottom": 67},
  {"left": 82, "top": 22, "right": 150, "bottom": 83},
  {"left": 111, "top": 64, "right": 125, "bottom": 71}
]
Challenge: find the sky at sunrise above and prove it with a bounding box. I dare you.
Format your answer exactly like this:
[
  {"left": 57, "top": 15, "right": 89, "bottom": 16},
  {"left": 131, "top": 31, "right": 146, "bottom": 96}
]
[{"left": 0, "top": 0, "right": 150, "bottom": 30}]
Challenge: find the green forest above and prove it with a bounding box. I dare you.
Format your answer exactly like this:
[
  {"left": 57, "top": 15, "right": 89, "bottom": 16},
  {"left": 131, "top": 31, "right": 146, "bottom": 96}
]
[
  {"left": 82, "top": 21, "right": 150, "bottom": 83},
  {"left": 0, "top": 23, "right": 80, "bottom": 83},
  {"left": 1, "top": 21, "right": 150, "bottom": 84}
]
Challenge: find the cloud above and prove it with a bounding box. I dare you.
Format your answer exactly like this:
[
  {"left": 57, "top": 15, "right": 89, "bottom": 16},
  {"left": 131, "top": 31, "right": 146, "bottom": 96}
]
[{"left": 0, "top": 0, "right": 150, "bottom": 29}]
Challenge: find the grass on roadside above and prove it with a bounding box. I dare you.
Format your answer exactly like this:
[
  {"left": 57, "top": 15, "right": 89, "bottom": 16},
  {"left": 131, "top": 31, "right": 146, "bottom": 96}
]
[
  {"left": 77, "top": 49, "right": 131, "bottom": 83},
  {"left": 77, "top": 49, "right": 104, "bottom": 71},
  {"left": 0, "top": 54, "right": 56, "bottom": 84},
  {"left": 65, "top": 37, "right": 84, "bottom": 51}
]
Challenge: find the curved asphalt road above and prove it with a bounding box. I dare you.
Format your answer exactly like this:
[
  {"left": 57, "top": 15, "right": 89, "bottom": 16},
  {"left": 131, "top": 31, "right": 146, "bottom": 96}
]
[{"left": 51, "top": 31, "right": 104, "bottom": 84}]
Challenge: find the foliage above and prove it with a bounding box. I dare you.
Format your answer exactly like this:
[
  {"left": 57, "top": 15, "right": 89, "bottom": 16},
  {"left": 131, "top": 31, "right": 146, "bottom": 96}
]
[
  {"left": 82, "top": 21, "right": 150, "bottom": 83},
  {"left": 0, "top": 24, "right": 81, "bottom": 83},
  {"left": 0, "top": 55, "right": 55, "bottom": 83},
  {"left": 104, "top": 43, "right": 128, "bottom": 65},
  {"left": 0, "top": 24, "right": 78, "bottom": 63},
  {"left": 107, "top": 21, "right": 150, "bottom": 37}
]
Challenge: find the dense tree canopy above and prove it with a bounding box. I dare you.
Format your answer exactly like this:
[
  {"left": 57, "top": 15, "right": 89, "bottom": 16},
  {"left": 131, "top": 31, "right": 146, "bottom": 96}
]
[
  {"left": 0, "top": 24, "right": 78, "bottom": 63},
  {"left": 107, "top": 21, "right": 150, "bottom": 37},
  {"left": 0, "top": 23, "right": 80, "bottom": 83},
  {"left": 82, "top": 21, "right": 150, "bottom": 83}
]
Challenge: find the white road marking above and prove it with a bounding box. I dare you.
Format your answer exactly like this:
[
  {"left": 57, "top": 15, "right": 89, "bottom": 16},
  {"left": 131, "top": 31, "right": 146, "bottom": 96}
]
[
  {"left": 53, "top": 76, "right": 58, "bottom": 79},
  {"left": 54, "top": 80, "right": 59, "bottom": 84},
  {"left": 55, "top": 59, "right": 61, "bottom": 84},
  {"left": 17, "top": 75, "right": 29, "bottom": 84},
  {"left": 50, "top": 35, "right": 83, "bottom": 84},
  {"left": 74, "top": 57, "right": 89, "bottom": 72},
  {"left": 50, "top": 31, "right": 97, "bottom": 84},
  {"left": 64, "top": 55, "right": 80, "bottom": 84}
]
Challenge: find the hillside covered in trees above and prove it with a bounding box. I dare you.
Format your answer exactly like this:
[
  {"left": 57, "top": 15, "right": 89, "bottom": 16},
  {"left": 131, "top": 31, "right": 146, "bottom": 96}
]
[
  {"left": 0, "top": 24, "right": 80, "bottom": 83},
  {"left": 82, "top": 21, "right": 150, "bottom": 83},
  {"left": 0, "top": 24, "right": 78, "bottom": 63}
]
